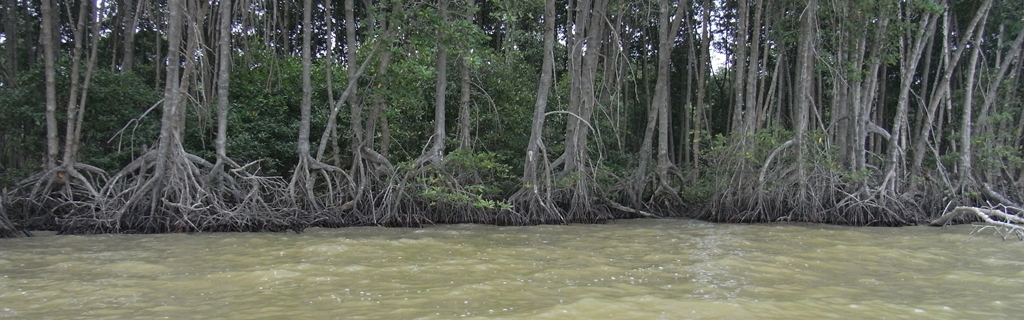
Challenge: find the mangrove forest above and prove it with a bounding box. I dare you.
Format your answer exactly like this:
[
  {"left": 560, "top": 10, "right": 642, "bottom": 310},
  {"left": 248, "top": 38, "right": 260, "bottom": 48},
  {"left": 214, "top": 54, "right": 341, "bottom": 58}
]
[{"left": 1, "top": 0, "right": 1023, "bottom": 237}]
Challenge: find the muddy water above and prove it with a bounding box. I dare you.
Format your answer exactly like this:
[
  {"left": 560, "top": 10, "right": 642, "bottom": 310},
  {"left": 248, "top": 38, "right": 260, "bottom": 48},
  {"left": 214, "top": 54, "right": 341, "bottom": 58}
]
[{"left": 1, "top": 219, "right": 1022, "bottom": 319}]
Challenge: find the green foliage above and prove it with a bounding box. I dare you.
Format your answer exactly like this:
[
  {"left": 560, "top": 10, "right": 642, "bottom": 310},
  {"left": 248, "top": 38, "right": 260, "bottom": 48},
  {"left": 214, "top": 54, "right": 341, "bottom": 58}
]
[
  {"left": 0, "top": 65, "right": 162, "bottom": 174},
  {"left": 0, "top": 68, "right": 48, "bottom": 182},
  {"left": 445, "top": 149, "right": 517, "bottom": 197},
  {"left": 78, "top": 70, "right": 162, "bottom": 171}
]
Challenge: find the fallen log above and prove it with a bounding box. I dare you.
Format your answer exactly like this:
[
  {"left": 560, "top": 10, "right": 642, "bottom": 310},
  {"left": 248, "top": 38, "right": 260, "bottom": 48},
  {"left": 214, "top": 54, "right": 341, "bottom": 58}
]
[{"left": 930, "top": 206, "right": 1024, "bottom": 240}]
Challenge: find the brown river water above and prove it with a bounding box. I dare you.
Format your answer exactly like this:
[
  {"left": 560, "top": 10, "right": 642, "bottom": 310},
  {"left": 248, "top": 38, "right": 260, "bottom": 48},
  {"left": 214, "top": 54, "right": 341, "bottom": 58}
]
[{"left": 1, "top": 219, "right": 1023, "bottom": 319}]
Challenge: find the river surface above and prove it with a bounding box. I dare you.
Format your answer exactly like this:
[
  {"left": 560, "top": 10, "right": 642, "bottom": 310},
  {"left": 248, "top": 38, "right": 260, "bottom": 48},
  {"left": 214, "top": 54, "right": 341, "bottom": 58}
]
[{"left": 1, "top": 219, "right": 1023, "bottom": 319}]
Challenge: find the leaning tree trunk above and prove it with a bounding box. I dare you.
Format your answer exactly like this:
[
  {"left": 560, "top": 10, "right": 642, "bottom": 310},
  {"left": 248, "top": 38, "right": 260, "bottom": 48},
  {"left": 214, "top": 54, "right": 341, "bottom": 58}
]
[
  {"left": 880, "top": 2, "right": 939, "bottom": 194},
  {"left": 631, "top": 0, "right": 685, "bottom": 211},
  {"left": 910, "top": 0, "right": 992, "bottom": 175},
  {"left": 511, "top": 0, "right": 558, "bottom": 225},
  {"left": 972, "top": 23, "right": 1024, "bottom": 146},
  {"left": 551, "top": 0, "right": 610, "bottom": 223}
]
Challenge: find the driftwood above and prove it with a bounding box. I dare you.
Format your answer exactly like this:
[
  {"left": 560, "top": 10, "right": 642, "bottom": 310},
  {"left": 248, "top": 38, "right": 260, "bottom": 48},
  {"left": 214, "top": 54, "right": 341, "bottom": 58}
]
[{"left": 930, "top": 206, "right": 1024, "bottom": 240}]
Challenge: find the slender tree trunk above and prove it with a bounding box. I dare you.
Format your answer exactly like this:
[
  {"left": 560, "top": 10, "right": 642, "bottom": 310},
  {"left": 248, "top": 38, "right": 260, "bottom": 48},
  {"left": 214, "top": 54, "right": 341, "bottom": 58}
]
[
  {"left": 854, "top": 16, "right": 889, "bottom": 173},
  {"left": 346, "top": 0, "right": 362, "bottom": 153},
  {"left": 522, "top": 0, "right": 556, "bottom": 192},
  {"left": 740, "top": 0, "right": 764, "bottom": 135},
  {"left": 62, "top": 0, "right": 90, "bottom": 165},
  {"left": 881, "top": 2, "right": 939, "bottom": 192},
  {"left": 974, "top": 24, "right": 1024, "bottom": 138},
  {"left": 297, "top": 0, "right": 313, "bottom": 160},
  {"left": 693, "top": 0, "right": 711, "bottom": 169},
  {"left": 457, "top": 0, "right": 475, "bottom": 150},
  {"left": 424, "top": 0, "right": 449, "bottom": 163},
  {"left": 154, "top": 13, "right": 162, "bottom": 90},
  {"left": 39, "top": 0, "right": 58, "bottom": 169},
  {"left": 655, "top": 0, "right": 686, "bottom": 189},
  {"left": 213, "top": 0, "right": 233, "bottom": 168},
  {"left": 793, "top": 0, "right": 817, "bottom": 208},
  {"left": 730, "top": 0, "right": 749, "bottom": 135},
  {"left": 172, "top": 0, "right": 202, "bottom": 141},
  {"left": 910, "top": 0, "right": 992, "bottom": 174},
  {"left": 324, "top": 0, "right": 339, "bottom": 165},
  {"left": 4, "top": 0, "right": 18, "bottom": 86},
  {"left": 153, "top": 0, "right": 184, "bottom": 194},
  {"left": 958, "top": 22, "right": 983, "bottom": 186},
  {"left": 68, "top": 0, "right": 103, "bottom": 160},
  {"left": 122, "top": 0, "right": 141, "bottom": 73},
  {"left": 560, "top": 0, "right": 607, "bottom": 175}
]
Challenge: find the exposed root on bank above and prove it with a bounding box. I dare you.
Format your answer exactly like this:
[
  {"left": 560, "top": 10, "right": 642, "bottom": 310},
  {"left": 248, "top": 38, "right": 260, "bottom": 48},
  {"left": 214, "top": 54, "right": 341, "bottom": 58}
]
[
  {"left": 698, "top": 140, "right": 916, "bottom": 226},
  {"left": 82, "top": 147, "right": 305, "bottom": 234},
  {"left": 547, "top": 162, "right": 612, "bottom": 224},
  {"left": 333, "top": 147, "right": 398, "bottom": 226},
  {"left": 508, "top": 187, "right": 559, "bottom": 225},
  {"left": 375, "top": 153, "right": 521, "bottom": 227},
  {"left": 646, "top": 165, "right": 687, "bottom": 217},
  {"left": 373, "top": 156, "right": 438, "bottom": 227},
  {"left": 288, "top": 154, "right": 354, "bottom": 226},
  {"left": 0, "top": 190, "right": 23, "bottom": 238},
  {"left": 7, "top": 163, "right": 107, "bottom": 230}
]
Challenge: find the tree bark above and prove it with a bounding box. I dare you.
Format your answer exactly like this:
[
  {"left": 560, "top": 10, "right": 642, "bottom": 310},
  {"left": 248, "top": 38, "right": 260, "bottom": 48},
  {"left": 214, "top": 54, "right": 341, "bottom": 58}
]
[
  {"left": 793, "top": 0, "right": 817, "bottom": 206},
  {"left": 910, "top": 0, "right": 992, "bottom": 174},
  {"left": 62, "top": 0, "right": 90, "bottom": 165},
  {"left": 3, "top": 0, "right": 18, "bottom": 86},
  {"left": 730, "top": 0, "right": 749, "bottom": 135},
  {"left": 297, "top": 0, "right": 313, "bottom": 159},
  {"left": 213, "top": 0, "right": 233, "bottom": 169},
  {"left": 68, "top": 0, "right": 103, "bottom": 160},
  {"left": 957, "top": 20, "right": 983, "bottom": 186},
  {"left": 122, "top": 0, "right": 141, "bottom": 73},
  {"left": 425, "top": 0, "right": 449, "bottom": 163},
  {"left": 881, "top": 2, "right": 939, "bottom": 192},
  {"left": 740, "top": 0, "right": 764, "bottom": 135},
  {"left": 974, "top": 24, "right": 1024, "bottom": 139},
  {"left": 457, "top": 0, "right": 475, "bottom": 150},
  {"left": 39, "top": 0, "right": 58, "bottom": 169},
  {"left": 153, "top": 0, "right": 184, "bottom": 192},
  {"left": 693, "top": 0, "right": 711, "bottom": 169},
  {"left": 522, "top": 0, "right": 556, "bottom": 191}
]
